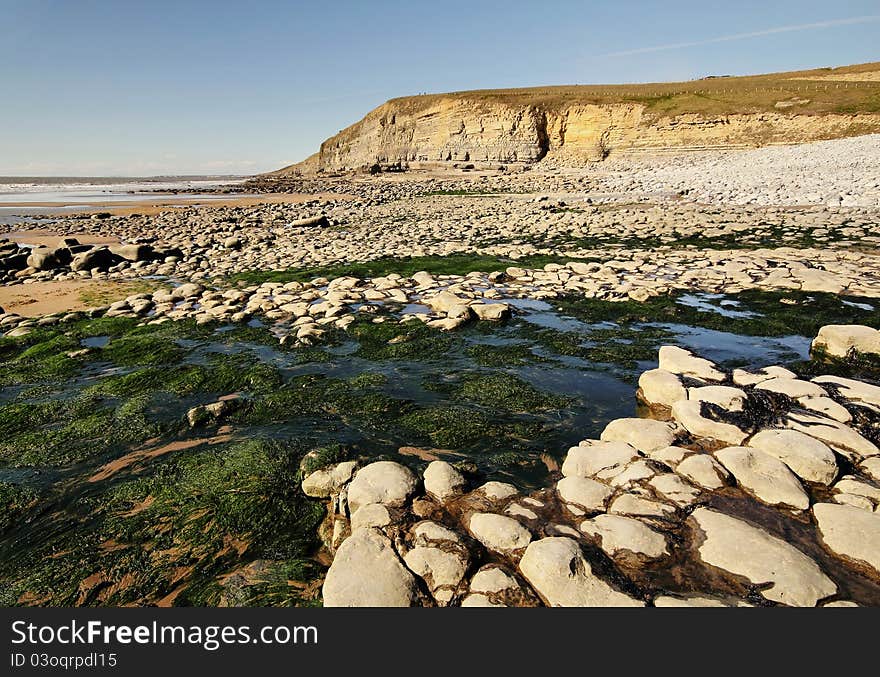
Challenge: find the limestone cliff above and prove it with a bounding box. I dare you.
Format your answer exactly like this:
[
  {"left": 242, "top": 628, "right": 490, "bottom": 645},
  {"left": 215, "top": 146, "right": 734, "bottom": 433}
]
[{"left": 280, "top": 64, "right": 880, "bottom": 173}]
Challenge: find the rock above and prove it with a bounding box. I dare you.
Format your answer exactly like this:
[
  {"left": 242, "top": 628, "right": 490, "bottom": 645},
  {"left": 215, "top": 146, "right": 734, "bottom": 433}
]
[
  {"left": 600, "top": 418, "right": 676, "bottom": 453},
  {"left": 468, "top": 513, "right": 532, "bottom": 554},
  {"left": 755, "top": 377, "right": 826, "bottom": 398},
  {"left": 658, "top": 346, "right": 725, "bottom": 382},
  {"left": 654, "top": 595, "right": 747, "bottom": 607},
  {"left": 732, "top": 366, "right": 797, "bottom": 386},
  {"left": 646, "top": 445, "right": 690, "bottom": 466},
  {"left": 347, "top": 461, "right": 419, "bottom": 513},
  {"left": 301, "top": 461, "right": 358, "bottom": 498},
  {"left": 860, "top": 458, "right": 880, "bottom": 481},
  {"left": 581, "top": 514, "right": 668, "bottom": 561},
  {"left": 688, "top": 385, "right": 746, "bottom": 412},
  {"left": 556, "top": 476, "right": 613, "bottom": 512},
  {"left": 812, "top": 375, "right": 880, "bottom": 407},
  {"left": 412, "top": 521, "right": 465, "bottom": 547},
  {"left": 350, "top": 503, "right": 392, "bottom": 531},
  {"left": 691, "top": 508, "right": 835, "bottom": 607},
  {"left": 672, "top": 400, "right": 747, "bottom": 445},
  {"left": 469, "top": 567, "right": 518, "bottom": 594},
  {"left": 714, "top": 447, "right": 809, "bottom": 510},
  {"left": 638, "top": 368, "right": 687, "bottom": 407},
  {"left": 322, "top": 528, "right": 418, "bottom": 607},
  {"left": 606, "top": 459, "right": 655, "bottom": 486},
  {"left": 561, "top": 441, "right": 639, "bottom": 478},
  {"left": 812, "top": 324, "right": 880, "bottom": 358},
  {"left": 171, "top": 282, "right": 205, "bottom": 300},
  {"left": 649, "top": 473, "right": 701, "bottom": 506},
  {"left": 423, "top": 460, "right": 466, "bottom": 501},
  {"left": 404, "top": 546, "right": 468, "bottom": 603},
  {"left": 460, "top": 594, "right": 505, "bottom": 607},
  {"left": 26, "top": 248, "right": 62, "bottom": 270},
  {"left": 609, "top": 493, "right": 676, "bottom": 519},
  {"left": 833, "top": 477, "right": 880, "bottom": 502},
  {"left": 798, "top": 396, "right": 851, "bottom": 423},
  {"left": 518, "top": 537, "right": 644, "bottom": 607},
  {"left": 747, "top": 429, "right": 837, "bottom": 485},
  {"left": 70, "top": 246, "right": 118, "bottom": 272},
  {"left": 785, "top": 412, "right": 879, "bottom": 458},
  {"left": 470, "top": 303, "right": 511, "bottom": 321},
  {"left": 425, "top": 291, "right": 470, "bottom": 314},
  {"left": 288, "top": 215, "right": 329, "bottom": 228},
  {"left": 478, "top": 481, "right": 519, "bottom": 501},
  {"left": 813, "top": 503, "right": 880, "bottom": 575},
  {"left": 224, "top": 236, "right": 243, "bottom": 250},
  {"left": 110, "top": 243, "right": 155, "bottom": 261}
]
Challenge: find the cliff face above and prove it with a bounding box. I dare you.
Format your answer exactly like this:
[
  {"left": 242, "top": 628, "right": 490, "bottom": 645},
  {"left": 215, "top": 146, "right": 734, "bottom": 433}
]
[{"left": 283, "top": 90, "right": 880, "bottom": 173}]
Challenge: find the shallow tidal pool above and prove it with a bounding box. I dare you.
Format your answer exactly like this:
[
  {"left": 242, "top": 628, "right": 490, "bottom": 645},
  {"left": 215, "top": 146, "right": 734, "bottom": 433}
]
[{"left": 0, "top": 289, "right": 875, "bottom": 606}]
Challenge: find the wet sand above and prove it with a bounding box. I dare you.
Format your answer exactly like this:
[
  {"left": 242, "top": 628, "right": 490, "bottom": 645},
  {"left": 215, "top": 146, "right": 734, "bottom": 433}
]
[
  {"left": 0, "top": 192, "right": 355, "bottom": 217},
  {"left": 0, "top": 279, "right": 157, "bottom": 317},
  {"left": 1, "top": 228, "right": 120, "bottom": 247}
]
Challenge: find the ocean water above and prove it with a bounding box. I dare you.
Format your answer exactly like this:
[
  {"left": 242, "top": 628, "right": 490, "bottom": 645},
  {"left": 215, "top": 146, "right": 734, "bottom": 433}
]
[{"left": 0, "top": 176, "right": 246, "bottom": 220}]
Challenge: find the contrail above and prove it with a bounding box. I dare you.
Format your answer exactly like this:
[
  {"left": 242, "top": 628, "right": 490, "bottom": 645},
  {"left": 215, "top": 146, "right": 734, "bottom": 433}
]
[{"left": 601, "top": 15, "right": 880, "bottom": 57}]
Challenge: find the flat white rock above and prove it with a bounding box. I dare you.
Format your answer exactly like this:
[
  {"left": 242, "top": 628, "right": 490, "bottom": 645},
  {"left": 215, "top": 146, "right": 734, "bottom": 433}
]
[
  {"left": 519, "top": 537, "right": 644, "bottom": 607},
  {"left": 813, "top": 503, "right": 880, "bottom": 575},
  {"left": 715, "top": 447, "right": 809, "bottom": 510},
  {"left": 323, "top": 528, "right": 418, "bottom": 607},
  {"left": 692, "top": 508, "right": 835, "bottom": 607},
  {"left": 747, "top": 429, "right": 838, "bottom": 485},
  {"left": 600, "top": 417, "right": 676, "bottom": 453}
]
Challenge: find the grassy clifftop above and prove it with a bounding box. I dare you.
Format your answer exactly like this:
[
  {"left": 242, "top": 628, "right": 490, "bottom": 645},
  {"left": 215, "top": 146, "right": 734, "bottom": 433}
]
[{"left": 387, "top": 62, "right": 880, "bottom": 117}]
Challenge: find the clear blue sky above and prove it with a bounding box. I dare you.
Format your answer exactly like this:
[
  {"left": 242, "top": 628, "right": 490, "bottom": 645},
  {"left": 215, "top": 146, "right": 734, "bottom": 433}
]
[{"left": 1, "top": 0, "right": 877, "bottom": 176}]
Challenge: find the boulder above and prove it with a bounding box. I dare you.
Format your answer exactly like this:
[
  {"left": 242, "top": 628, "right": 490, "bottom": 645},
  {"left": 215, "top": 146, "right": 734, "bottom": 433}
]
[
  {"left": 672, "top": 400, "right": 747, "bottom": 446},
  {"left": 812, "top": 325, "right": 880, "bottom": 359},
  {"left": 688, "top": 385, "right": 746, "bottom": 412},
  {"left": 556, "top": 476, "right": 613, "bottom": 512},
  {"left": 691, "top": 508, "right": 835, "bottom": 606},
  {"left": 322, "top": 528, "right": 418, "bottom": 607},
  {"left": 288, "top": 215, "right": 329, "bottom": 228},
  {"left": 813, "top": 503, "right": 880, "bottom": 575},
  {"left": 477, "top": 481, "right": 519, "bottom": 501},
  {"left": 714, "top": 447, "right": 809, "bottom": 510},
  {"left": 468, "top": 513, "right": 532, "bottom": 554},
  {"left": 170, "top": 282, "right": 205, "bottom": 300},
  {"left": 26, "top": 247, "right": 62, "bottom": 270},
  {"left": 658, "top": 346, "right": 725, "bottom": 382},
  {"left": 423, "top": 460, "right": 467, "bottom": 501},
  {"left": 518, "top": 537, "right": 644, "bottom": 607},
  {"left": 561, "top": 441, "right": 639, "bottom": 478},
  {"left": 301, "top": 461, "right": 358, "bottom": 498},
  {"left": 425, "top": 291, "right": 470, "bottom": 314},
  {"left": 347, "top": 461, "right": 419, "bottom": 513},
  {"left": 755, "top": 377, "right": 827, "bottom": 398},
  {"left": 350, "top": 503, "right": 392, "bottom": 531},
  {"left": 470, "top": 303, "right": 511, "bottom": 321},
  {"left": 580, "top": 514, "right": 668, "bottom": 561},
  {"left": 638, "top": 368, "right": 687, "bottom": 407},
  {"left": 747, "top": 429, "right": 837, "bottom": 485},
  {"left": 785, "top": 412, "right": 879, "bottom": 458},
  {"left": 70, "top": 246, "right": 119, "bottom": 272},
  {"left": 403, "top": 546, "right": 468, "bottom": 604},
  {"left": 812, "top": 375, "right": 880, "bottom": 408},
  {"left": 110, "top": 243, "right": 156, "bottom": 261},
  {"left": 600, "top": 418, "right": 676, "bottom": 453}
]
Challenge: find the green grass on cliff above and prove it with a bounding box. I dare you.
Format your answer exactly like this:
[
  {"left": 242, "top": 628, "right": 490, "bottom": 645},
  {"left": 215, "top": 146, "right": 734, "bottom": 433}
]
[{"left": 389, "top": 62, "right": 880, "bottom": 117}]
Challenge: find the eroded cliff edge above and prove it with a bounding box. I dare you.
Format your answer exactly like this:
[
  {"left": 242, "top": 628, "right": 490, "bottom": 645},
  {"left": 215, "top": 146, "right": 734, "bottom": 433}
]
[{"left": 279, "top": 63, "right": 880, "bottom": 173}]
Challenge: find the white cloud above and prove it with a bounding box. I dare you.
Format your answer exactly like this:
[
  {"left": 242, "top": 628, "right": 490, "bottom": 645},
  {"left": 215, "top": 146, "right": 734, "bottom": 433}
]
[{"left": 600, "top": 15, "right": 880, "bottom": 58}]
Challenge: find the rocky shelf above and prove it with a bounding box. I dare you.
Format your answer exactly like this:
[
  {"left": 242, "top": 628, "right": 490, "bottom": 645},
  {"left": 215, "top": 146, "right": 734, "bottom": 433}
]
[{"left": 303, "top": 331, "right": 880, "bottom": 607}]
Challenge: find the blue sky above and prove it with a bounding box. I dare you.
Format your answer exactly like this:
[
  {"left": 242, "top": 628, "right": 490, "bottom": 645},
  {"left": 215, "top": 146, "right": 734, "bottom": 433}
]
[{"left": 1, "top": 0, "right": 877, "bottom": 176}]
